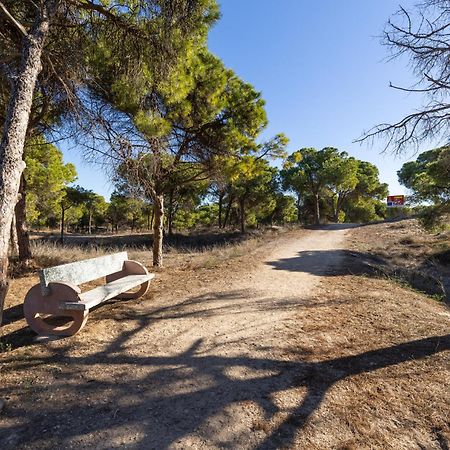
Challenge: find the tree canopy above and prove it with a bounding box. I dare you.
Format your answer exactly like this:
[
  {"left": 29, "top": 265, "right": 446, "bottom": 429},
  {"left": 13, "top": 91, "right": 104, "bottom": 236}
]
[{"left": 282, "top": 148, "right": 388, "bottom": 224}]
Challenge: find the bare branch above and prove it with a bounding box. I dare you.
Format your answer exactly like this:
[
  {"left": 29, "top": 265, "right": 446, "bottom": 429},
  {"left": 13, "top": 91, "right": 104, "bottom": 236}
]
[
  {"left": 0, "top": 1, "right": 28, "bottom": 37},
  {"left": 359, "top": 1, "right": 450, "bottom": 153}
]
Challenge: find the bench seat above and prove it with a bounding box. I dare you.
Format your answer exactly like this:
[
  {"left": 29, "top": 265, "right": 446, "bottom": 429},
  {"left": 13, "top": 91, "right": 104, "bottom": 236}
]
[{"left": 61, "top": 273, "right": 155, "bottom": 311}]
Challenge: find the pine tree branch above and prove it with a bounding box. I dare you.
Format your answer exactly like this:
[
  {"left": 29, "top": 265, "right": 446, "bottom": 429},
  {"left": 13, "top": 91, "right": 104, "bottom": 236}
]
[{"left": 0, "top": 1, "right": 28, "bottom": 37}]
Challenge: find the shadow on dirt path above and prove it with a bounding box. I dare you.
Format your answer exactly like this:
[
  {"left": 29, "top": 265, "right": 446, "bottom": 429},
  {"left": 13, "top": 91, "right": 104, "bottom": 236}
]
[{"left": 1, "top": 322, "right": 448, "bottom": 449}]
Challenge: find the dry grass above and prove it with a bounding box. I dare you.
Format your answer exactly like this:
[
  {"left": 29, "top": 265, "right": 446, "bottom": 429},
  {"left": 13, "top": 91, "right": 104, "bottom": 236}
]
[
  {"left": 349, "top": 219, "right": 450, "bottom": 301},
  {"left": 30, "top": 240, "right": 109, "bottom": 267},
  {"left": 167, "top": 230, "right": 285, "bottom": 271},
  {"left": 22, "top": 227, "right": 287, "bottom": 274},
  {"left": 288, "top": 273, "right": 450, "bottom": 449},
  {"left": 350, "top": 219, "right": 449, "bottom": 266}
]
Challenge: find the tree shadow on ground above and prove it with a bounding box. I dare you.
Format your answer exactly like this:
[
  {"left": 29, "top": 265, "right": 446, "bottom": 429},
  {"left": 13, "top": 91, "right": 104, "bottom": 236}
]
[
  {"left": 266, "top": 249, "right": 450, "bottom": 301},
  {"left": 1, "top": 328, "right": 447, "bottom": 449},
  {"left": 265, "top": 249, "right": 385, "bottom": 277},
  {"left": 1, "top": 304, "right": 23, "bottom": 326},
  {"left": 0, "top": 289, "right": 361, "bottom": 351},
  {"left": 0, "top": 286, "right": 449, "bottom": 449}
]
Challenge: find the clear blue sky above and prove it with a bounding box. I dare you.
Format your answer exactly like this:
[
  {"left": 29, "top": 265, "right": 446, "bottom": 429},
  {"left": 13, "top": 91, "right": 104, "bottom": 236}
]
[{"left": 62, "top": 0, "right": 426, "bottom": 200}]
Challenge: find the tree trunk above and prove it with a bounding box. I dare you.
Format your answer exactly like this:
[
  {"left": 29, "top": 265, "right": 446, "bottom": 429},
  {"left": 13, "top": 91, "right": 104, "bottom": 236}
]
[
  {"left": 150, "top": 208, "right": 154, "bottom": 230},
  {"left": 168, "top": 189, "right": 174, "bottom": 237},
  {"left": 314, "top": 193, "right": 320, "bottom": 225},
  {"left": 60, "top": 207, "right": 65, "bottom": 244},
  {"left": 9, "top": 215, "right": 18, "bottom": 257},
  {"left": 152, "top": 194, "right": 164, "bottom": 267},
  {"left": 223, "top": 194, "right": 233, "bottom": 228},
  {"left": 15, "top": 175, "right": 32, "bottom": 264},
  {"left": 333, "top": 204, "right": 339, "bottom": 222},
  {"left": 218, "top": 192, "right": 223, "bottom": 228},
  {"left": 239, "top": 197, "right": 246, "bottom": 233},
  {"left": 296, "top": 195, "right": 302, "bottom": 223},
  {"left": 88, "top": 209, "right": 92, "bottom": 234},
  {"left": 334, "top": 193, "right": 345, "bottom": 223},
  {"left": 0, "top": 5, "right": 53, "bottom": 325}
]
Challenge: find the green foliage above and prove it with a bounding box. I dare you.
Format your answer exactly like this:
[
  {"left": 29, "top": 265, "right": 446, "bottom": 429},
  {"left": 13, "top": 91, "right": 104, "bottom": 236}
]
[
  {"left": 263, "top": 193, "right": 298, "bottom": 225},
  {"left": 105, "top": 192, "right": 150, "bottom": 232},
  {"left": 60, "top": 186, "right": 93, "bottom": 230},
  {"left": 398, "top": 147, "right": 450, "bottom": 204},
  {"left": 90, "top": 32, "right": 269, "bottom": 195},
  {"left": 354, "top": 161, "right": 389, "bottom": 200},
  {"left": 282, "top": 148, "right": 388, "bottom": 224},
  {"left": 343, "top": 161, "right": 388, "bottom": 223},
  {"left": 398, "top": 147, "right": 450, "bottom": 228},
  {"left": 226, "top": 156, "right": 279, "bottom": 230},
  {"left": 345, "top": 198, "right": 382, "bottom": 223},
  {"left": 173, "top": 204, "right": 219, "bottom": 230},
  {"left": 24, "top": 137, "right": 77, "bottom": 226},
  {"left": 79, "top": 192, "right": 109, "bottom": 231},
  {"left": 281, "top": 147, "right": 345, "bottom": 224}
]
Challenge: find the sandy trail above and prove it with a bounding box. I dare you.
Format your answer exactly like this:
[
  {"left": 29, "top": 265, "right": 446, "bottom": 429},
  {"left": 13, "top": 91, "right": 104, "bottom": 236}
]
[
  {"left": 180, "top": 225, "right": 351, "bottom": 360},
  {"left": 108, "top": 225, "right": 352, "bottom": 449},
  {"left": 2, "top": 226, "right": 353, "bottom": 450}
]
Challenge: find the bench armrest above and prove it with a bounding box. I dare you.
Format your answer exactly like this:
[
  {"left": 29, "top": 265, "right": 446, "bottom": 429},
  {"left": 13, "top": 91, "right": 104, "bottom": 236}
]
[
  {"left": 105, "top": 260, "right": 149, "bottom": 283},
  {"left": 124, "top": 260, "right": 149, "bottom": 276}
]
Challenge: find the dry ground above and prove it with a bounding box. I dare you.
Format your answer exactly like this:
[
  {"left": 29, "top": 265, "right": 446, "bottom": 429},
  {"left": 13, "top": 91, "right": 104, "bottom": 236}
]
[
  {"left": 0, "top": 224, "right": 449, "bottom": 449},
  {"left": 348, "top": 219, "right": 450, "bottom": 301}
]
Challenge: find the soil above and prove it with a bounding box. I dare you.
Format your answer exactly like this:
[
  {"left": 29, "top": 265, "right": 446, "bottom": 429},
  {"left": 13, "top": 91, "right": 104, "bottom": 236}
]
[{"left": 0, "top": 224, "right": 449, "bottom": 449}]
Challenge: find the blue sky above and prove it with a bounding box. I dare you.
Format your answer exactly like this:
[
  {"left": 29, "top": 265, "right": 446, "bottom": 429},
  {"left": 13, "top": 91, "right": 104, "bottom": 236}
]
[{"left": 63, "top": 0, "right": 426, "bottom": 200}]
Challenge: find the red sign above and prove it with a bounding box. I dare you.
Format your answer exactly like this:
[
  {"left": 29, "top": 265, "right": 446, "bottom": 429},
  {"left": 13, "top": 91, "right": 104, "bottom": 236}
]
[{"left": 387, "top": 195, "right": 405, "bottom": 207}]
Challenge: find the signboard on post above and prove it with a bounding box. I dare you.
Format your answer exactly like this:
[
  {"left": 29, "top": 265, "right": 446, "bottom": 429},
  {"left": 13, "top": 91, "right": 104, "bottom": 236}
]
[{"left": 386, "top": 195, "right": 405, "bottom": 208}]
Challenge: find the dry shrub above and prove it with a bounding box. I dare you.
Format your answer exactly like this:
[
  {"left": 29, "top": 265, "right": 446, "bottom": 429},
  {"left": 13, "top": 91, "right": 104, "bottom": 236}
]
[
  {"left": 27, "top": 228, "right": 287, "bottom": 271},
  {"left": 30, "top": 241, "right": 108, "bottom": 268},
  {"left": 181, "top": 234, "right": 273, "bottom": 270}
]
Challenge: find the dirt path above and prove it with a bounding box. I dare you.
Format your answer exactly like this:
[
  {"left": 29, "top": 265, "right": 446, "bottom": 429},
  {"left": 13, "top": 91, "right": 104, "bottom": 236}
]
[
  {"left": 182, "top": 225, "right": 351, "bottom": 366},
  {"left": 2, "top": 225, "right": 449, "bottom": 450}
]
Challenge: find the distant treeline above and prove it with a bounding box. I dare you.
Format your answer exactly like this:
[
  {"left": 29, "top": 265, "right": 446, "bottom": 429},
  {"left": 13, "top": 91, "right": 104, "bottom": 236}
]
[{"left": 21, "top": 141, "right": 391, "bottom": 238}]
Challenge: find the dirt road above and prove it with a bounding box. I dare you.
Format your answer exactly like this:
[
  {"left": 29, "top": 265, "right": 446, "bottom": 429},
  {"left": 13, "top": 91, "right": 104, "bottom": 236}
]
[{"left": 2, "top": 225, "right": 449, "bottom": 450}]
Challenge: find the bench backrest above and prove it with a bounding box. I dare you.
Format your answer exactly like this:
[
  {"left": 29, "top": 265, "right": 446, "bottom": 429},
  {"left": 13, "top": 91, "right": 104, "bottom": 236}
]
[{"left": 39, "top": 251, "right": 128, "bottom": 294}]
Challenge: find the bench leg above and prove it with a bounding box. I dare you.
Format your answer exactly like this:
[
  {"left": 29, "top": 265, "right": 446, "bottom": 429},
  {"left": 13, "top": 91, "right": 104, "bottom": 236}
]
[{"left": 24, "top": 284, "right": 88, "bottom": 336}]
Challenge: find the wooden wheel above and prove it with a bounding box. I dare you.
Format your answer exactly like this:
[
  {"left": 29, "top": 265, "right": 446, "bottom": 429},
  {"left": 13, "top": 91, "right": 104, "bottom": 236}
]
[{"left": 24, "top": 284, "right": 88, "bottom": 336}]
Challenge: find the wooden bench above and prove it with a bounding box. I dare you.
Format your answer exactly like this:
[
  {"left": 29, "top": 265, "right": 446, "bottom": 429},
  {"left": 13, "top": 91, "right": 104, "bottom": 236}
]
[{"left": 24, "top": 252, "right": 154, "bottom": 336}]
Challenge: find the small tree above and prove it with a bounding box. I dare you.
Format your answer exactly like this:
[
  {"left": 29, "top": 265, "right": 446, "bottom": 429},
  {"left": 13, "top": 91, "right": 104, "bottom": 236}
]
[
  {"left": 325, "top": 152, "right": 359, "bottom": 222},
  {"left": 59, "top": 186, "right": 90, "bottom": 243},
  {"left": 23, "top": 135, "right": 77, "bottom": 236},
  {"left": 282, "top": 148, "right": 338, "bottom": 225},
  {"left": 82, "top": 192, "right": 108, "bottom": 235},
  {"left": 398, "top": 146, "right": 450, "bottom": 228},
  {"left": 343, "top": 160, "right": 388, "bottom": 223},
  {"left": 226, "top": 157, "right": 278, "bottom": 233},
  {"left": 89, "top": 48, "right": 269, "bottom": 266}
]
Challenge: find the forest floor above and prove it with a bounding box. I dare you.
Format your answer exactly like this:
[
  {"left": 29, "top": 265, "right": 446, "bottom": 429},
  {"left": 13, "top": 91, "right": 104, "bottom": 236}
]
[{"left": 0, "top": 221, "right": 449, "bottom": 449}]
